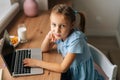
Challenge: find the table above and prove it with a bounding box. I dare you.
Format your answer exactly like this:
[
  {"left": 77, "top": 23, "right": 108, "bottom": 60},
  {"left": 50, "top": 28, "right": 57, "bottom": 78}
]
[{"left": 0, "top": 11, "right": 63, "bottom": 80}]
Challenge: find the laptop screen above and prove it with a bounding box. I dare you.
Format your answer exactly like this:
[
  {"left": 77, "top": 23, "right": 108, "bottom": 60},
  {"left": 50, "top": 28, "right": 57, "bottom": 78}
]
[{"left": 0, "top": 30, "right": 15, "bottom": 74}]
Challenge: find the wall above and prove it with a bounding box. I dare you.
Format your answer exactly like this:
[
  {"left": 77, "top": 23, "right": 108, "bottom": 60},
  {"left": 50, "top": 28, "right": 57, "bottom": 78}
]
[
  {"left": 116, "top": 15, "right": 120, "bottom": 47},
  {"left": 37, "top": 0, "right": 48, "bottom": 10},
  {"left": 10, "top": 0, "right": 18, "bottom": 4},
  {"left": 72, "top": 0, "right": 120, "bottom": 36}
]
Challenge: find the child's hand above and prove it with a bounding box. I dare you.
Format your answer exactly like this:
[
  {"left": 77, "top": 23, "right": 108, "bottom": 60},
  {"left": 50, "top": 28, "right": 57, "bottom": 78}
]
[
  {"left": 23, "top": 58, "right": 40, "bottom": 67},
  {"left": 46, "top": 31, "right": 57, "bottom": 42}
]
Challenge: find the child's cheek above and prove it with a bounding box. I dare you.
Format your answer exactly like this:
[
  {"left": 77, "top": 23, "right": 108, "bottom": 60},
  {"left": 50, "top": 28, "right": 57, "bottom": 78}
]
[{"left": 51, "top": 28, "right": 54, "bottom": 33}]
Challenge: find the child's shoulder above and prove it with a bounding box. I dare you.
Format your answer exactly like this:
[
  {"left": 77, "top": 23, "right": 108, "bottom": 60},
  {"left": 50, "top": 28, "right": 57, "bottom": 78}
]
[
  {"left": 67, "top": 29, "right": 86, "bottom": 43},
  {"left": 70, "top": 29, "right": 86, "bottom": 39}
]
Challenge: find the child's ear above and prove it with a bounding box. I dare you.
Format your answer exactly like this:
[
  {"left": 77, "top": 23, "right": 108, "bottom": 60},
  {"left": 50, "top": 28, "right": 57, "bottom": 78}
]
[{"left": 71, "top": 21, "right": 75, "bottom": 28}]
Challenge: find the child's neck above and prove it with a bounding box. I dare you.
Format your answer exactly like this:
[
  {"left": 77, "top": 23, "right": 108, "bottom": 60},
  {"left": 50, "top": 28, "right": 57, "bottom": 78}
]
[{"left": 61, "top": 29, "right": 74, "bottom": 42}]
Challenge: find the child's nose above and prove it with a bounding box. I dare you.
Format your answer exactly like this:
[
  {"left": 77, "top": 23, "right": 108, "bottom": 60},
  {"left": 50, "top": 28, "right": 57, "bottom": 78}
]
[{"left": 56, "top": 27, "right": 60, "bottom": 33}]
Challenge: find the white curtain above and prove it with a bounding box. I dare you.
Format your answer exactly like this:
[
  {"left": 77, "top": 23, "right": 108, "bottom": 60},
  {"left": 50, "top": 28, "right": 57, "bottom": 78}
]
[
  {"left": 0, "top": 0, "right": 11, "bottom": 18},
  {"left": 0, "top": 1, "right": 20, "bottom": 33}
]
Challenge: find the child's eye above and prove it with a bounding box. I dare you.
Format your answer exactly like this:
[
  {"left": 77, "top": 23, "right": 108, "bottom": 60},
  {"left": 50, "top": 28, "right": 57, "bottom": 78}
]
[
  {"left": 60, "top": 25, "right": 65, "bottom": 28},
  {"left": 52, "top": 23, "right": 56, "bottom": 27}
]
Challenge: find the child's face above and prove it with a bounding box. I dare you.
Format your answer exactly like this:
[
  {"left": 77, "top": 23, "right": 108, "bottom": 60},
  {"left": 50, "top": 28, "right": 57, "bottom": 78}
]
[{"left": 50, "top": 12, "right": 74, "bottom": 41}]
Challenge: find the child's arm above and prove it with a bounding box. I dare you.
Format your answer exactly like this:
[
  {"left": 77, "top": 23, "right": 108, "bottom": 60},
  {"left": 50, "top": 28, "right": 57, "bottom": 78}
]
[
  {"left": 23, "top": 53, "right": 76, "bottom": 73},
  {"left": 41, "top": 31, "right": 56, "bottom": 52}
]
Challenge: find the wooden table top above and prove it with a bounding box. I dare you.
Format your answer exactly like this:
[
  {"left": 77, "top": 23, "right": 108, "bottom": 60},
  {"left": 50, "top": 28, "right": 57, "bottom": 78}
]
[{"left": 0, "top": 11, "right": 63, "bottom": 80}]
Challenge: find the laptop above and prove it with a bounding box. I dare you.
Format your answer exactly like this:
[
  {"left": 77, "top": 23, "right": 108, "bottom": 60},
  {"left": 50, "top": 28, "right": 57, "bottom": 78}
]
[{"left": 0, "top": 30, "right": 43, "bottom": 76}]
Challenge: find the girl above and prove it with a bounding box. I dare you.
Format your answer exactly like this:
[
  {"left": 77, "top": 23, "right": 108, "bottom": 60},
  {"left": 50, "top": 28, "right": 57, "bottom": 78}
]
[{"left": 23, "top": 4, "right": 104, "bottom": 80}]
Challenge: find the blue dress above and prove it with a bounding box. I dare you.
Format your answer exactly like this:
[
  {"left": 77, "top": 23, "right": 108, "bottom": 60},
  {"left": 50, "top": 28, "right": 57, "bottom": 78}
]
[{"left": 55, "top": 29, "right": 104, "bottom": 80}]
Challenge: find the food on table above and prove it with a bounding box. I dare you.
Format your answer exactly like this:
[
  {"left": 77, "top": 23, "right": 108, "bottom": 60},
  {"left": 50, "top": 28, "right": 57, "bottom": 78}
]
[{"left": 10, "top": 36, "right": 18, "bottom": 45}]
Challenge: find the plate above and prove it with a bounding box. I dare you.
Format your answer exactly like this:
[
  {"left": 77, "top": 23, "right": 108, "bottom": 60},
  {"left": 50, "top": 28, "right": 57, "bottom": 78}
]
[{"left": 10, "top": 36, "right": 19, "bottom": 47}]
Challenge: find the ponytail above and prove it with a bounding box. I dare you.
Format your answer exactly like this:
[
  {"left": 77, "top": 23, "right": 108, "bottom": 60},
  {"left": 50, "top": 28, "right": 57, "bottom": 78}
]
[{"left": 74, "top": 11, "right": 86, "bottom": 33}]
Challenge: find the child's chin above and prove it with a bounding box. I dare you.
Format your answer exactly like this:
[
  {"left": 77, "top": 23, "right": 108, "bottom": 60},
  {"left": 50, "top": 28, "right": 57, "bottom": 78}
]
[{"left": 55, "top": 37, "right": 61, "bottom": 40}]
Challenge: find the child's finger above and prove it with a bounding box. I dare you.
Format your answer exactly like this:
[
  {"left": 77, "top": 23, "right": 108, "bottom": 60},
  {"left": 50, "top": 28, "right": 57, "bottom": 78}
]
[{"left": 51, "top": 34, "right": 57, "bottom": 42}]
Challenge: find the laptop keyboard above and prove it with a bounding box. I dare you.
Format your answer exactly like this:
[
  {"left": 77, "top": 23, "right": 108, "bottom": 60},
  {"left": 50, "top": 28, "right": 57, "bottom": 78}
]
[{"left": 14, "top": 49, "right": 31, "bottom": 74}]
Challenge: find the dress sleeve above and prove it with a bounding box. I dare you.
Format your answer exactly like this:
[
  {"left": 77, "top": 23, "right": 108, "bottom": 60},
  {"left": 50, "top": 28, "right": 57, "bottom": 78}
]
[{"left": 68, "top": 38, "right": 84, "bottom": 54}]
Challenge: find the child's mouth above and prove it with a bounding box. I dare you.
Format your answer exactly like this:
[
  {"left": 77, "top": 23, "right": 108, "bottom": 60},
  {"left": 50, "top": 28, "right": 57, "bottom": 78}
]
[{"left": 55, "top": 34, "right": 61, "bottom": 37}]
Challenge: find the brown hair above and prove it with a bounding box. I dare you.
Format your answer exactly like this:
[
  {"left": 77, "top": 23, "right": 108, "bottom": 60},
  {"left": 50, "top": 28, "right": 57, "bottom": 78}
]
[{"left": 51, "top": 4, "right": 86, "bottom": 33}]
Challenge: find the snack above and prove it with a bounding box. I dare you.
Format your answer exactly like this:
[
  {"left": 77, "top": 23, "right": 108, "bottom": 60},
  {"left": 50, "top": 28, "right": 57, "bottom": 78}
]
[{"left": 10, "top": 36, "right": 18, "bottom": 45}]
